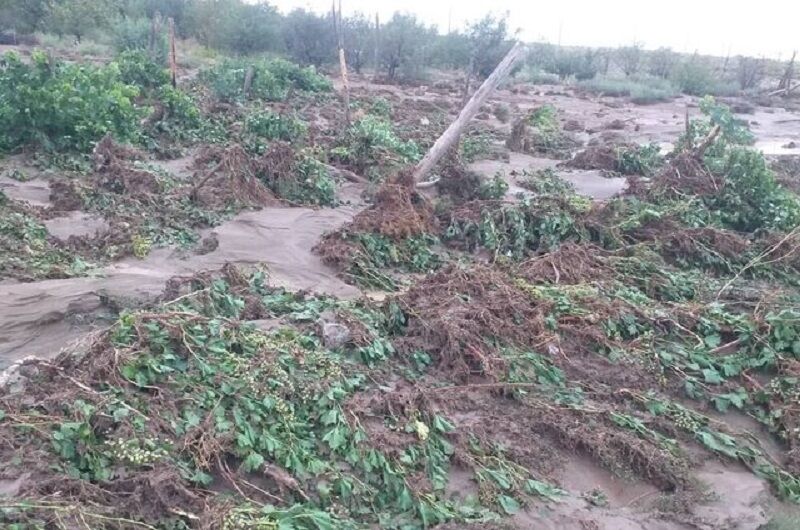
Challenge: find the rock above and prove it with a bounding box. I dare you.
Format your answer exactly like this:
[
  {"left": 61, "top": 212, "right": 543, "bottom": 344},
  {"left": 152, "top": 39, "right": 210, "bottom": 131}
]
[
  {"left": 318, "top": 310, "right": 352, "bottom": 349},
  {"left": 321, "top": 322, "right": 351, "bottom": 349}
]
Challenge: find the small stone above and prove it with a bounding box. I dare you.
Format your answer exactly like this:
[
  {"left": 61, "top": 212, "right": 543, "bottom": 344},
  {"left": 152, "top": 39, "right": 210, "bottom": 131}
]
[{"left": 322, "top": 322, "right": 351, "bottom": 349}]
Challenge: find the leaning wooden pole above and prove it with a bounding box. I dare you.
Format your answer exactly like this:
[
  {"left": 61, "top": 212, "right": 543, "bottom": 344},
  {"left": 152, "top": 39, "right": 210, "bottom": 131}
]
[
  {"left": 168, "top": 17, "right": 177, "bottom": 87},
  {"left": 412, "top": 42, "right": 526, "bottom": 185}
]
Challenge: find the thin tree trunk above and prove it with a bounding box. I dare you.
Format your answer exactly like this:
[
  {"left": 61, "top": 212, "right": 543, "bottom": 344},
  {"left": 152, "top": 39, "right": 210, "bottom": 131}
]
[
  {"left": 168, "top": 17, "right": 177, "bottom": 88},
  {"left": 778, "top": 51, "right": 797, "bottom": 97},
  {"left": 413, "top": 42, "right": 526, "bottom": 186}
]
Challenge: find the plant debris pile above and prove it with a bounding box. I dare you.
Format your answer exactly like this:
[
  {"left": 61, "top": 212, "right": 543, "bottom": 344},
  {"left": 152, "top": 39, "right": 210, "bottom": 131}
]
[
  {"left": 315, "top": 173, "right": 439, "bottom": 290},
  {"left": 565, "top": 142, "right": 663, "bottom": 176},
  {"left": 191, "top": 144, "right": 277, "bottom": 208}
]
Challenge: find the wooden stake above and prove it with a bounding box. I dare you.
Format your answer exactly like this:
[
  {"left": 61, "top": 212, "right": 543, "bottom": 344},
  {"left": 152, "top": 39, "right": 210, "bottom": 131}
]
[
  {"left": 168, "top": 17, "right": 177, "bottom": 88},
  {"left": 243, "top": 66, "right": 254, "bottom": 98},
  {"left": 412, "top": 42, "right": 526, "bottom": 186},
  {"left": 373, "top": 12, "right": 380, "bottom": 79},
  {"left": 332, "top": 0, "right": 350, "bottom": 126}
]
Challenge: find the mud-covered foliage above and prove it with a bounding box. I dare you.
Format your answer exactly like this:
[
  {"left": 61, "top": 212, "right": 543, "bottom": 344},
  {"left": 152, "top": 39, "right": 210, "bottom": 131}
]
[
  {"left": 567, "top": 142, "right": 663, "bottom": 176},
  {"left": 0, "top": 191, "right": 88, "bottom": 280},
  {"left": 0, "top": 267, "right": 561, "bottom": 529},
  {"left": 506, "top": 105, "right": 579, "bottom": 160}
]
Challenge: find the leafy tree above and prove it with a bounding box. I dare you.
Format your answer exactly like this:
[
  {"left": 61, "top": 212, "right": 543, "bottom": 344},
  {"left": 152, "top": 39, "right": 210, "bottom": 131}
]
[
  {"left": 429, "top": 32, "right": 470, "bottom": 70},
  {"left": 379, "top": 13, "right": 435, "bottom": 81},
  {"left": 282, "top": 8, "right": 335, "bottom": 66},
  {"left": 343, "top": 12, "right": 373, "bottom": 74},
  {"left": 549, "top": 48, "right": 598, "bottom": 80},
  {"left": 615, "top": 43, "right": 644, "bottom": 76},
  {"left": 0, "top": 0, "right": 50, "bottom": 33},
  {"left": 647, "top": 47, "right": 677, "bottom": 79},
  {"left": 185, "top": 0, "right": 281, "bottom": 54},
  {"left": 736, "top": 56, "right": 766, "bottom": 90},
  {"left": 464, "top": 13, "right": 512, "bottom": 79},
  {"left": 45, "top": 0, "right": 115, "bottom": 42}
]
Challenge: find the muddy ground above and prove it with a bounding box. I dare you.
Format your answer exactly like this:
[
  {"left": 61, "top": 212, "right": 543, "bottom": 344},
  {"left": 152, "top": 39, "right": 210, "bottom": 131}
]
[{"left": 2, "top": 62, "right": 800, "bottom": 529}]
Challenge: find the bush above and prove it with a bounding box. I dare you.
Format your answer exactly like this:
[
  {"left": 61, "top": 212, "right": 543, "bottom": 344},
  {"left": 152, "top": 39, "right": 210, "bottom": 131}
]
[
  {"left": 579, "top": 75, "right": 678, "bottom": 103},
  {"left": 110, "top": 16, "right": 166, "bottom": 61},
  {"left": 684, "top": 98, "right": 799, "bottom": 231},
  {"left": 672, "top": 60, "right": 737, "bottom": 97},
  {"left": 285, "top": 155, "right": 335, "bottom": 206},
  {"left": 712, "top": 147, "right": 800, "bottom": 232},
  {"left": 199, "top": 58, "right": 331, "bottom": 102},
  {"left": 332, "top": 115, "right": 420, "bottom": 177},
  {"left": 0, "top": 51, "right": 141, "bottom": 152},
  {"left": 245, "top": 110, "right": 307, "bottom": 142},
  {"left": 616, "top": 143, "right": 663, "bottom": 175},
  {"left": 548, "top": 49, "right": 598, "bottom": 80},
  {"left": 115, "top": 49, "right": 170, "bottom": 89},
  {"left": 515, "top": 65, "right": 560, "bottom": 85}
]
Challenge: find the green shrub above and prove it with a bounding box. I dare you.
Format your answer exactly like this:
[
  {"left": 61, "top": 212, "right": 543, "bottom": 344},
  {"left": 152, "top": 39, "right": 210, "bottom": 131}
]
[
  {"left": 515, "top": 65, "right": 560, "bottom": 84},
  {"left": 673, "top": 61, "right": 737, "bottom": 97},
  {"left": 459, "top": 130, "right": 492, "bottom": 163},
  {"left": 617, "top": 143, "right": 663, "bottom": 176},
  {"left": 0, "top": 51, "right": 141, "bottom": 152},
  {"left": 477, "top": 174, "right": 509, "bottom": 199},
  {"left": 115, "top": 50, "right": 170, "bottom": 89},
  {"left": 579, "top": 75, "right": 678, "bottom": 103},
  {"left": 333, "top": 115, "right": 420, "bottom": 177},
  {"left": 269, "top": 154, "right": 335, "bottom": 206},
  {"left": 199, "top": 58, "right": 331, "bottom": 103},
  {"left": 518, "top": 168, "right": 576, "bottom": 197},
  {"left": 712, "top": 147, "right": 800, "bottom": 232},
  {"left": 367, "top": 97, "right": 392, "bottom": 118},
  {"left": 155, "top": 85, "right": 203, "bottom": 130},
  {"left": 245, "top": 110, "right": 307, "bottom": 142},
  {"left": 110, "top": 16, "right": 166, "bottom": 62},
  {"left": 681, "top": 98, "right": 799, "bottom": 231}
]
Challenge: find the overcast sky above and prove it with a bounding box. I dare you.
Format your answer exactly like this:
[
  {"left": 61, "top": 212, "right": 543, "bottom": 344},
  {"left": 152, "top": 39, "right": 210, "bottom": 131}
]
[{"left": 269, "top": 0, "right": 799, "bottom": 59}]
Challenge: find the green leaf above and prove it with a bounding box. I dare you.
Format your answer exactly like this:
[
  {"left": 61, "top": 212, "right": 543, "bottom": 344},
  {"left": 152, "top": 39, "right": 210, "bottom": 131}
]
[
  {"left": 704, "top": 333, "right": 722, "bottom": 348},
  {"left": 498, "top": 494, "right": 520, "bottom": 514},
  {"left": 242, "top": 452, "right": 264, "bottom": 472},
  {"left": 702, "top": 368, "right": 723, "bottom": 384}
]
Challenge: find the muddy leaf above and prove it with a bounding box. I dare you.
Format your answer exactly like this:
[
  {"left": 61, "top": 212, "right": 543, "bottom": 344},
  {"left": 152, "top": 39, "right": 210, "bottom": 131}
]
[{"left": 498, "top": 494, "right": 520, "bottom": 514}]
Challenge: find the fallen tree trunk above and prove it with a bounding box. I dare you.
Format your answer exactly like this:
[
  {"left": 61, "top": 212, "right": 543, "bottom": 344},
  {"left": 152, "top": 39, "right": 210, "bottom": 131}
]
[{"left": 412, "top": 41, "right": 526, "bottom": 186}]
